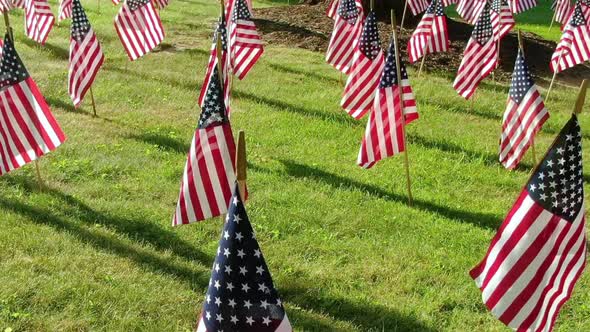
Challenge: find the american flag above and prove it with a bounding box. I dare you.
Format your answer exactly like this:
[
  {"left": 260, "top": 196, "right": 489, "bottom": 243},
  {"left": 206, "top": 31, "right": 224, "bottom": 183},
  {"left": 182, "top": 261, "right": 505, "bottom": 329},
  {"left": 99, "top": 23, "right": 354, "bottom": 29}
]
[
  {"left": 199, "top": 16, "right": 231, "bottom": 116},
  {"left": 114, "top": 0, "right": 164, "bottom": 61},
  {"left": 68, "top": 0, "right": 104, "bottom": 108},
  {"left": 457, "top": 0, "right": 487, "bottom": 25},
  {"left": 326, "top": 0, "right": 338, "bottom": 19},
  {"left": 0, "top": 0, "right": 13, "bottom": 12},
  {"left": 12, "top": 0, "right": 24, "bottom": 8},
  {"left": 552, "top": 0, "right": 573, "bottom": 26},
  {"left": 25, "top": 0, "right": 55, "bottom": 45},
  {"left": 0, "top": 34, "right": 66, "bottom": 176},
  {"left": 499, "top": 49, "right": 549, "bottom": 170},
  {"left": 491, "top": 0, "right": 515, "bottom": 41},
  {"left": 453, "top": 4, "right": 498, "bottom": 99},
  {"left": 358, "top": 38, "right": 418, "bottom": 169},
  {"left": 195, "top": 183, "right": 292, "bottom": 331},
  {"left": 471, "top": 114, "right": 586, "bottom": 332},
  {"left": 58, "top": 0, "right": 72, "bottom": 21},
  {"left": 229, "top": 0, "right": 263, "bottom": 80},
  {"left": 550, "top": 2, "right": 590, "bottom": 73},
  {"left": 325, "top": 0, "right": 363, "bottom": 74},
  {"left": 408, "top": 0, "right": 429, "bottom": 16},
  {"left": 407, "top": 0, "right": 449, "bottom": 64},
  {"left": 173, "top": 65, "right": 236, "bottom": 225},
  {"left": 510, "top": 0, "right": 538, "bottom": 14},
  {"left": 341, "top": 11, "right": 385, "bottom": 119}
]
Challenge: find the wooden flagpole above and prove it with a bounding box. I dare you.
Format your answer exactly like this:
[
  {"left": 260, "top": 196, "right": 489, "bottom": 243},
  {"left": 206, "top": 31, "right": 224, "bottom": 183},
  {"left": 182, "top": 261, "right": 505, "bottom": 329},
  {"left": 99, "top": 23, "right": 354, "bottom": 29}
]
[
  {"left": 573, "top": 79, "right": 588, "bottom": 114},
  {"left": 89, "top": 87, "right": 98, "bottom": 117},
  {"left": 400, "top": 1, "right": 408, "bottom": 31},
  {"left": 545, "top": 57, "right": 562, "bottom": 104},
  {"left": 548, "top": 7, "right": 558, "bottom": 32},
  {"left": 418, "top": 52, "right": 427, "bottom": 78},
  {"left": 392, "top": 10, "right": 413, "bottom": 206},
  {"left": 370, "top": 0, "right": 374, "bottom": 11},
  {"left": 517, "top": 29, "right": 537, "bottom": 165},
  {"left": 3, "top": 11, "right": 43, "bottom": 188},
  {"left": 236, "top": 131, "right": 247, "bottom": 201}
]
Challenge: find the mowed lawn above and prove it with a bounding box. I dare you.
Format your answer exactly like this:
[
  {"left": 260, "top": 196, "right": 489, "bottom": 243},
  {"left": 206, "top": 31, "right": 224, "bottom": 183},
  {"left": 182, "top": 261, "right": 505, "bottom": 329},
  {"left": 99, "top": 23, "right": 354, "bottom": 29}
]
[{"left": 0, "top": 0, "right": 589, "bottom": 331}]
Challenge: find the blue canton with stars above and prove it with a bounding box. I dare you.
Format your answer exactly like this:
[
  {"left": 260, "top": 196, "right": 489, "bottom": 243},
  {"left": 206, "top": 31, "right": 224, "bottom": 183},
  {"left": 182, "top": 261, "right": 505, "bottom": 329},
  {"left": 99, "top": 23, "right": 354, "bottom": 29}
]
[
  {"left": 526, "top": 115, "right": 584, "bottom": 223},
  {"left": 570, "top": 2, "right": 587, "bottom": 28},
  {"left": 202, "top": 183, "right": 286, "bottom": 331},
  {"left": 0, "top": 34, "right": 29, "bottom": 91},
  {"left": 359, "top": 11, "right": 381, "bottom": 60},
  {"left": 198, "top": 66, "right": 227, "bottom": 129},
  {"left": 379, "top": 38, "right": 408, "bottom": 88},
  {"left": 426, "top": 0, "right": 445, "bottom": 16},
  {"left": 491, "top": 0, "right": 508, "bottom": 13},
  {"left": 71, "top": 0, "right": 91, "bottom": 43},
  {"left": 472, "top": 3, "right": 493, "bottom": 45},
  {"left": 337, "top": 0, "right": 358, "bottom": 25},
  {"left": 126, "top": 0, "right": 150, "bottom": 11},
  {"left": 233, "top": 0, "right": 252, "bottom": 21},
  {"left": 509, "top": 49, "right": 534, "bottom": 104}
]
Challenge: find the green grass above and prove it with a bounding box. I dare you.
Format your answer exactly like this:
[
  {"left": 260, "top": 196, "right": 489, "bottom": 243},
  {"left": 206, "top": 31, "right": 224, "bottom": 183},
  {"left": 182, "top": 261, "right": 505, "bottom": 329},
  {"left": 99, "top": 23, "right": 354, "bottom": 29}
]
[{"left": 0, "top": 1, "right": 589, "bottom": 331}]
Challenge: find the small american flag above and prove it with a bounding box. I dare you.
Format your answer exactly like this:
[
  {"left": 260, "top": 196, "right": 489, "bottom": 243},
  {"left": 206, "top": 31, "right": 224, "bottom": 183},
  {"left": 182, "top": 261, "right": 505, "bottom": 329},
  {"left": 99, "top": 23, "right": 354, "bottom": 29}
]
[
  {"left": 491, "top": 0, "right": 515, "bottom": 41},
  {"left": 457, "top": 0, "right": 487, "bottom": 25},
  {"left": 25, "top": 0, "right": 55, "bottom": 45},
  {"left": 58, "top": 0, "right": 72, "bottom": 21},
  {"left": 326, "top": 0, "right": 338, "bottom": 19},
  {"left": 550, "top": 2, "right": 590, "bottom": 73},
  {"left": 510, "top": 0, "right": 538, "bottom": 14},
  {"left": 199, "top": 16, "right": 231, "bottom": 116},
  {"left": 499, "top": 49, "right": 549, "bottom": 170},
  {"left": 0, "top": 34, "right": 66, "bottom": 175},
  {"left": 358, "top": 38, "right": 418, "bottom": 169},
  {"left": 341, "top": 11, "right": 385, "bottom": 120},
  {"left": 173, "top": 65, "right": 236, "bottom": 225},
  {"left": 407, "top": 0, "right": 449, "bottom": 64},
  {"left": 408, "top": 0, "right": 429, "bottom": 16},
  {"left": 326, "top": 0, "right": 363, "bottom": 74},
  {"left": 553, "top": 0, "right": 573, "bottom": 26},
  {"left": 68, "top": 0, "right": 104, "bottom": 108},
  {"left": 114, "top": 0, "right": 164, "bottom": 61},
  {"left": 454, "top": 4, "right": 498, "bottom": 99},
  {"left": 195, "top": 183, "right": 292, "bottom": 332},
  {"left": 472, "top": 114, "right": 586, "bottom": 332},
  {"left": 229, "top": 0, "right": 263, "bottom": 80}
]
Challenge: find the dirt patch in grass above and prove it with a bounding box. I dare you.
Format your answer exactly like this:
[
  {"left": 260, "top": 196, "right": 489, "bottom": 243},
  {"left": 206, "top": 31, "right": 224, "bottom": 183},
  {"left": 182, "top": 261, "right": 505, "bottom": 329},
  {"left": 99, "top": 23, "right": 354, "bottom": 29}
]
[{"left": 254, "top": 3, "right": 590, "bottom": 87}]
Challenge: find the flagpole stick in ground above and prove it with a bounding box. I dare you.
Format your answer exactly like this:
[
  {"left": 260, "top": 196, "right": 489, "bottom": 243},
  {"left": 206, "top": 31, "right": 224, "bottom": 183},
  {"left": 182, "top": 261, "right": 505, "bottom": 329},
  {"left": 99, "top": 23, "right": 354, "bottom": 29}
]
[
  {"left": 418, "top": 52, "right": 427, "bottom": 77},
  {"left": 548, "top": 8, "right": 557, "bottom": 32},
  {"left": 392, "top": 10, "right": 413, "bottom": 206},
  {"left": 89, "top": 87, "right": 98, "bottom": 117},
  {"left": 236, "top": 130, "right": 247, "bottom": 200},
  {"left": 546, "top": 49, "right": 564, "bottom": 103},
  {"left": 573, "top": 79, "right": 588, "bottom": 114},
  {"left": 400, "top": 0, "right": 408, "bottom": 31},
  {"left": 518, "top": 29, "right": 536, "bottom": 165}
]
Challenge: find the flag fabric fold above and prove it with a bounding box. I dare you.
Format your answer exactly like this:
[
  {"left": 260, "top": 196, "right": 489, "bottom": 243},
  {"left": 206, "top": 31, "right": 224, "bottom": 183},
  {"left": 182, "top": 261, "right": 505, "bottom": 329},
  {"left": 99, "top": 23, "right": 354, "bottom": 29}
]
[
  {"left": 0, "top": 0, "right": 13, "bottom": 12},
  {"left": 58, "top": 0, "right": 72, "bottom": 21},
  {"left": 341, "top": 11, "right": 384, "bottom": 119},
  {"left": 68, "top": 0, "right": 104, "bottom": 108},
  {"left": 195, "top": 182, "right": 292, "bottom": 332},
  {"left": 550, "top": 1, "right": 590, "bottom": 73},
  {"left": 499, "top": 49, "right": 549, "bottom": 170},
  {"left": 472, "top": 114, "right": 586, "bottom": 332},
  {"left": 510, "top": 0, "right": 538, "bottom": 14},
  {"left": 229, "top": 0, "right": 263, "bottom": 80},
  {"left": 457, "top": 0, "right": 487, "bottom": 25},
  {"left": 0, "top": 34, "right": 66, "bottom": 175},
  {"left": 454, "top": 4, "right": 498, "bottom": 99},
  {"left": 326, "top": 0, "right": 338, "bottom": 19},
  {"left": 173, "top": 65, "right": 236, "bottom": 226},
  {"left": 114, "top": 0, "right": 165, "bottom": 61},
  {"left": 358, "top": 37, "right": 418, "bottom": 169},
  {"left": 25, "top": 0, "right": 55, "bottom": 45},
  {"left": 325, "top": 0, "right": 364, "bottom": 74},
  {"left": 407, "top": 0, "right": 449, "bottom": 63},
  {"left": 491, "top": 0, "right": 515, "bottom": 41},
  {"left": 408, "top": 0, "right": 429, "bottom": 16},
  {"left": 553, "top": 0, "right": 573, "bottom": 26}
]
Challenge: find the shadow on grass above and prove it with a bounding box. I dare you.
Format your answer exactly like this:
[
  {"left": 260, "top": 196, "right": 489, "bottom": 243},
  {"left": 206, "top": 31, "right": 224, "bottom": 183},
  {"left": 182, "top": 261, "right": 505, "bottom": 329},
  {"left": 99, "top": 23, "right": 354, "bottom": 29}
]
[
  {"left": 268, "top": 63, "right": 341, "bottom": 85},
  {"left": 21, "top": 39, "right": 69, "bottom": 60},
  {"left": 127, "top": 132, "right": 190, "bottom": 154},
  {"left": 46, "top": 96, "right": 96, "bottom": 117},
  {"left": 275, "top": 159, "right": 501, "bottom": 229},
  {"left": 1, "top": 175, "right": 210, "bottom": 269},
  {"left": 423, "top": 97, "right": 503, "bottom": 122}
]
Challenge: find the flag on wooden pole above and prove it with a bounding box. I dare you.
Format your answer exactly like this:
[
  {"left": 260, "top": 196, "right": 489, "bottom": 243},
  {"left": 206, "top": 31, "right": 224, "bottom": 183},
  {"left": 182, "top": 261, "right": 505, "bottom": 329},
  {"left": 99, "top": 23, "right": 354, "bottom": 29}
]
[
  {"left": 457, "top": 0, "right": 487, "bottom": 25},
  {"left": 195, "top": 182, "right": 292, "bottom": 331},
  {"left": 229, "top": 0, "right": 263, "bottom": 80},
  {"left": 407, "top": 0, "right": 429, "bottom": 16},
  {"left": 341, "top": 11, "right": 385, "bottom": 119},
  {"left": 325, "top": 0, "right": 363, "bottom": 74},
  {"left": 358, "top": 36, "right": 418, "bottom": 169},
  {"left": 68, "top": 0, "right": 104, "bottom": 108},
  {"left": 454, "top": 4, "right": 498, "bottom": 99},
  {"left": 0, "top": 34, "right": 66, "bottom": 175},
  {"left": 407, "top": 0, "right": 449, "bottom": 64},
  {"left": 471, "top": 113, "right": 586, "bottom": 332},
  {"left": 58, "top": 0, "right": 72, "bottom": 21},
  {"left": 550, "top": 1, "right": 590, "bottom": 74},
  {"left": 491, "top": 0, "right": 515, "bottom": 41},
  {"left": 510, "top": 0, "right": 538, "bottom": 14},
  {"left": 114, "top": 0, "right": 164, "bottom": 61},
  {"left": 499, "top": 49, "right": 548, "bottom": 169},
  {"left": 25, "top": 0, "right": 54, "bottom": 45}
]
